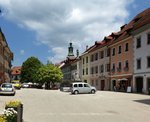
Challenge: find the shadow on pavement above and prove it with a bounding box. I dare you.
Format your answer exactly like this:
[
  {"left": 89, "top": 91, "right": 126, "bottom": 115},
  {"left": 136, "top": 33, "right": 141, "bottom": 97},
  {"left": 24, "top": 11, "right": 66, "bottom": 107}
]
[{"left": 134, "top": 99, "right": 150, "bottom": 105}]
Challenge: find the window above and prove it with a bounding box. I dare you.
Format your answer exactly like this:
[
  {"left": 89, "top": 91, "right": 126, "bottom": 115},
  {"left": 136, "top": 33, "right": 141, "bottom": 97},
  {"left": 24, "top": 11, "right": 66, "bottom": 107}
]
[
  {"left": 91, "top": 55, "right": 94, "bottom": 62},
  {"left": 95, "top": 66, "right": 98, "bottom": 74},
  {"left": 112, "top": 63, "right": 115, "bottom": 72},
  {"left": 100, "top": 65, "right": 104, "bottom": 73},
  {"left": 86, "top": 57, "right": 88, "bottom": 63},
  {"left": 83, "top": 58, "right": 84, "bottom": 64},
  {"left": 86, "top": 68, "right": 88, "bottom": 75},
  {"left": 118, "top": 46, "right": 122, "bottom": 54},
  {"left": 118, "top": 62, "right": 122, "bottom": 69},
  {"left": 112, "top": 48, "right": 115, "bottom": 56},
  {"left": 125, "top": 60, "right": 129, "bottom": 68},
  {"left": 84, "top": 84, "right": 89, "bottom": 87},
  {"left": 137, "top": 59, "right": 141, "bottom": 69},
  {"left": 74, "top": 84, "right": 77, "bottom": 87},
  {"left": 106, "top": 63, "right": 110, "bottom": 72},
  {"left": 100, "top": 51, "right": 104, "bottom": 59},
  {"left": 147, "top": 57, "right": 150, "bottom": 68},
  {"left": 136, "top": 37, "right": 141, "bottom": 48},
  {"left": 106, "top": 48, "right": 110, "bottom": 57},
  {"left": 95, "top": 53, "right": 98, "bottom": 60},
  {"left": 91, "top": 67, "right": 94, "bottom": 74},
  {"left": 147, "top": 34, "right": 150, "bottom": 44},
  {"left": 83, "top": 69, "right": 85, "bottom": 75},
  {"left": 79, "top": 84, "right": 83, "bottom": 87},
  {"left": 101, "top": 51, "right": 104, "bottom": 59},
  {"left": 125, "top": 43, "right": 129, "bottom": 52}
]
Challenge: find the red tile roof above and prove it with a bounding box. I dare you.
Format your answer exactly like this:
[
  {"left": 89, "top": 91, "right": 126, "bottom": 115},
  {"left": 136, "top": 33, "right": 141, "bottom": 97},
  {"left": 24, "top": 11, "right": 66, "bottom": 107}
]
[
  {"left": 11, "top": 66, "right": 21, "bottom": 75},
  {"left": 109, "top": 8, "right": 150, "bottom": 45}
]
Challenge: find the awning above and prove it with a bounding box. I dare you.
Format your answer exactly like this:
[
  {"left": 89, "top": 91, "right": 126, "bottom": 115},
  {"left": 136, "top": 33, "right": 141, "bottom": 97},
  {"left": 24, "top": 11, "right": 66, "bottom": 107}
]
[{"left": 118, "top": 78, "right": 128, "bottom": 81}]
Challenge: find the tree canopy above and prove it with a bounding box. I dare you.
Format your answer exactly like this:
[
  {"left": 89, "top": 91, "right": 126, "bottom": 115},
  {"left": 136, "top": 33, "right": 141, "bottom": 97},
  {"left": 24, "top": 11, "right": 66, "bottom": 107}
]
[
  {"left": 20, "top": 57, "right": 63, "bottom": 88},
  {"left": 20, "top": 56, "right": 42, "bottom": 83},
  {"left": 35, "top": 63, "right": 63, "bottom": 85}
]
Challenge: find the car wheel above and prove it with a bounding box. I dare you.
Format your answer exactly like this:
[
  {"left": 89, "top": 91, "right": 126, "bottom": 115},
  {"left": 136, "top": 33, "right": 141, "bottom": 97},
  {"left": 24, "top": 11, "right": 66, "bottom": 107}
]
[
  {"left": 91, "top": 89, "right": 95, "bottom": 94},
  {"left": 74, "top": 90, "right": 79, "bottom": 95}
]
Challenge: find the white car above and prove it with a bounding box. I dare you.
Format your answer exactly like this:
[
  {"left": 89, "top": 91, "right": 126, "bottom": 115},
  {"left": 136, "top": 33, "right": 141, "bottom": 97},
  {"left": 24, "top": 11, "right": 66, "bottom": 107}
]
[
  {"left": 22, "top": 83, "right": 30, "bottom": 88},
  {"left": 71, "top": 82, "right": 96, "bottom": 95},
  {"left": 0, "top": 83, "right": 16, "bottom": 96}
]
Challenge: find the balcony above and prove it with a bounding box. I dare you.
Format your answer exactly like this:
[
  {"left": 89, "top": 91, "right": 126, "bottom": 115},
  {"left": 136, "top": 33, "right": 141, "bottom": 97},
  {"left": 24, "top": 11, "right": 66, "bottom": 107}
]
[
  {"left": 111, "top": 68, "right": 115, "bottom": 73},
  {"left": 117, "top": 67, "right": 121, "bottom": 72},
  {"left": 124, "top": 67, "right": 129, "bottom": 71}
]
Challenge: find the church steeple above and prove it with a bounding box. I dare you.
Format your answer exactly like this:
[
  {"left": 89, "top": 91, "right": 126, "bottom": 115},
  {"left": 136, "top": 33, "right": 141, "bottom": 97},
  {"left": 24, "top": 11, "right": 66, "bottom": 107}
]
[
  {"left": 68, "top": 42, "right": 74, "bottom": 56},
  {"left": 67, "top": 42, "right": 75, "bottom": 60}
]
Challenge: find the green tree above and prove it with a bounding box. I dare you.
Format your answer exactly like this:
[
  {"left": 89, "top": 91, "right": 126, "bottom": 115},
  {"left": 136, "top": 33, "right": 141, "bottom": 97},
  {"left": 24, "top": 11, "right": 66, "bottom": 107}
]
[
  {"left": 20, "top": 57, "right": 42, "bottom": 83},
  {"left": 35, "top": 63, "right": 63, "bottom": 89}
]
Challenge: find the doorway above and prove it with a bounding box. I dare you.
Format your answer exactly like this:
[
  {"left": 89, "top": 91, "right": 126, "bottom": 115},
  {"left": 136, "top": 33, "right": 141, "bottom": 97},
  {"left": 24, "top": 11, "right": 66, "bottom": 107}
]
[
  {"left": 101, "top": 80, "right": 105, "bottom": 90},
  {"left": 112, "top": 80, "right": 116, "bottom": 91},
  {"left": 136, "top": 77, "right": 143, "bottom": 93},
  {"left": 147, "top": 78, "right": 150, "bottom": 94}
]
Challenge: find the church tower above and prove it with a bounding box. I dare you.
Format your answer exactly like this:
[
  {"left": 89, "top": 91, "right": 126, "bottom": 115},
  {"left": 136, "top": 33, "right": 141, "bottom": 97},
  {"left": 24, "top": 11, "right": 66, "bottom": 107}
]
[{"left": 67, "top": 42, "right": 75, "bottom": 60}]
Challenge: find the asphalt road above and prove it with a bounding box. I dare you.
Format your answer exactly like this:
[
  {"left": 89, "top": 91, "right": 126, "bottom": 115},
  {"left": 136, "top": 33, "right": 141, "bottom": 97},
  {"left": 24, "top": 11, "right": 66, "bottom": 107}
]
[{"left": 0, "top": 89, "right": 150, "bottom": 122}]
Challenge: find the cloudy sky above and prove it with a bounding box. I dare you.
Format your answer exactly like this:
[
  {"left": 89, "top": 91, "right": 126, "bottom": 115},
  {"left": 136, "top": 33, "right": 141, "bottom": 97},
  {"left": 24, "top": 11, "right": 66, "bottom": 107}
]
[{"left": 0, "top": 0, "right": 149, "bottom": 66}]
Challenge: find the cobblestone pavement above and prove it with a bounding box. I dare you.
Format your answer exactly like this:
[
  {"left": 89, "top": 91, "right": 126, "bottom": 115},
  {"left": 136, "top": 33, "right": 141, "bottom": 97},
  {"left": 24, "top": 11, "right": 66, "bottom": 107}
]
[{"left": 0, "top": 89, "right": 150, "bottom": 122}]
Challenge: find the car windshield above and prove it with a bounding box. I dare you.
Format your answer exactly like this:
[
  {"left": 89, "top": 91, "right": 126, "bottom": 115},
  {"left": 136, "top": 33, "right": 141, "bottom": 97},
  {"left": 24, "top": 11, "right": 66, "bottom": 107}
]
[{"left": 1, "top": 84, "right": 12, "bottom": 88}]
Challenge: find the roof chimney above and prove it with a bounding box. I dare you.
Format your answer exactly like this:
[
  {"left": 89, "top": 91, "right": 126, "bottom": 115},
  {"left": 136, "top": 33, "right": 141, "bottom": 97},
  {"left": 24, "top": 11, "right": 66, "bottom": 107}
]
[
  {"left": 86, "top": 45, "right": 88, "bottom": 50},
  {"left": 120, "top": 24, "right": 127, "bottom": 30}
]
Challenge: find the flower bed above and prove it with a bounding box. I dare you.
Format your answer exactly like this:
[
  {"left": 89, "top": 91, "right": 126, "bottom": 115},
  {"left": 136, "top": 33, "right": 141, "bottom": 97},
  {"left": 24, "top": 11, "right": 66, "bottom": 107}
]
[
  {"left": 0, "top": 100, "right": 23, "bottom": 122},
  {"left": 5, "top": 100, "right": 23, "bottom": 122}
]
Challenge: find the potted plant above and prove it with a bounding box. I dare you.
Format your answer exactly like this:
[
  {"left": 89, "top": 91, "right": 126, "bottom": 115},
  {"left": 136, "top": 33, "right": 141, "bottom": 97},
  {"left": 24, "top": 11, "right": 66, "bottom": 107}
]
[
  {"left": 0, "top": 114, "right": 6, "bottom": 122},
  {"left": 5, "top": 100, "right": 23, "bottom": 122},
  {"left": 4, "top": 108, "right": 17, "bottom": 122}
]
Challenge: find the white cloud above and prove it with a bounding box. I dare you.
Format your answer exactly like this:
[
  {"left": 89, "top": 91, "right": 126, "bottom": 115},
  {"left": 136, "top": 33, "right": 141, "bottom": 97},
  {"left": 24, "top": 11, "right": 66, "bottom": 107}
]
[{"left": 0, "top": 0, "right": 134, "bottom": 63}]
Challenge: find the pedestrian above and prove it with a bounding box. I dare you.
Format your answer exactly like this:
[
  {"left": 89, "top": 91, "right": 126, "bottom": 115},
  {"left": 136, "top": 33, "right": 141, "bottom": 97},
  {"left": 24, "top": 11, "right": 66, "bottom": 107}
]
[{"left": 114, "top": 86, "right": 116, "bottom": 91}]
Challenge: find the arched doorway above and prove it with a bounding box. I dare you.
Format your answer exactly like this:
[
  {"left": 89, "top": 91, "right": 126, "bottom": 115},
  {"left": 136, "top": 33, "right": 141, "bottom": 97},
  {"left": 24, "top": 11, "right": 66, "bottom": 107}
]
[
  {"left": 136, "top": 77, "right": 143, "bottom": 93},
  {"left": 112, "top": 80, "right": 116, "bottom": 91}
]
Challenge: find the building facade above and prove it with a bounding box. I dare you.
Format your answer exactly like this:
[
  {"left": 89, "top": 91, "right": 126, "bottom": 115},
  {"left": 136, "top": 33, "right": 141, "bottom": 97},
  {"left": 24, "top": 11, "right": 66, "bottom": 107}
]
[
  {"left": 60, "top": 43, "right": 81, "bottom": 83},
  {"left": 81, "top": 45, "right": 95, "bottom": 84},
  {"left": 88, "top": 41, "right": 110, "bottom": 90},
  {"left": 0, "top": 28, "right": 13, "bottom": 84},
  {"left": 132, "top": 8, "right": 150, "bottom": 94},
  {"left": 109, "top": 35, "right": 133, "bottom": 92}
]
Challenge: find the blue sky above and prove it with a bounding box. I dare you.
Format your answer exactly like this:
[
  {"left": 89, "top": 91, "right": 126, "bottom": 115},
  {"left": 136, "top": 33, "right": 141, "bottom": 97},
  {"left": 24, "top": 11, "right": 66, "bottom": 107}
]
[{"left": 0, "top": 0, "right": 149, "bottom": 66}]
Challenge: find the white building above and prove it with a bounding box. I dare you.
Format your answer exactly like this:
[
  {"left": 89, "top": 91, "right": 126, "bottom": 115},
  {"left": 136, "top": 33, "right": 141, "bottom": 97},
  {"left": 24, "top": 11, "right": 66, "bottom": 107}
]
[
  {"left": 81, "top": 46, "right": 94, "bottom": 84},
  {"left": 89, "top": 41, "right": 110, "bottom": 90},
  {"left": 133, "top": 24, "right": 150, "bottom": 94}
]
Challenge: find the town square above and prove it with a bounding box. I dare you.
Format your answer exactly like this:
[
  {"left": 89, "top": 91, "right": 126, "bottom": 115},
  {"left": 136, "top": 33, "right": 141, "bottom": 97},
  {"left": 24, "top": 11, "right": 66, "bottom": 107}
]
[
  {"left": 0, "top": 0, "right": 150, "bottom": 122},
  {"left": 0, "top": 89, "right": 150, "bottom": 122}
]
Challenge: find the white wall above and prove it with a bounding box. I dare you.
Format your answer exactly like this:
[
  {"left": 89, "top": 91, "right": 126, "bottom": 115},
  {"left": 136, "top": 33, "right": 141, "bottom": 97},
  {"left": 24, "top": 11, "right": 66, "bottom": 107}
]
[
  {"left": 133, "top": 28, "right": 150, "bottom": 93},
  {"left": 134, "top": 29, "right": 150, "bottom": 73}
]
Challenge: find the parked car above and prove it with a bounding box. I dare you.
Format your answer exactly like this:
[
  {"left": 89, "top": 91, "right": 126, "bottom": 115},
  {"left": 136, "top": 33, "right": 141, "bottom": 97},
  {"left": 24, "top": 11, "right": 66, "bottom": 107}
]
[
  {"left": 22, "top": 83, "right": 29, "bottom": 88},
  {"left": 12, "top": 82, "right": 21, "bottom": 89},
  {"left": 0, "top": 83, "right": 16, "bottom": 96},
  {"left": 71, "top": 82, "right": 96, "bottom": 94}
]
